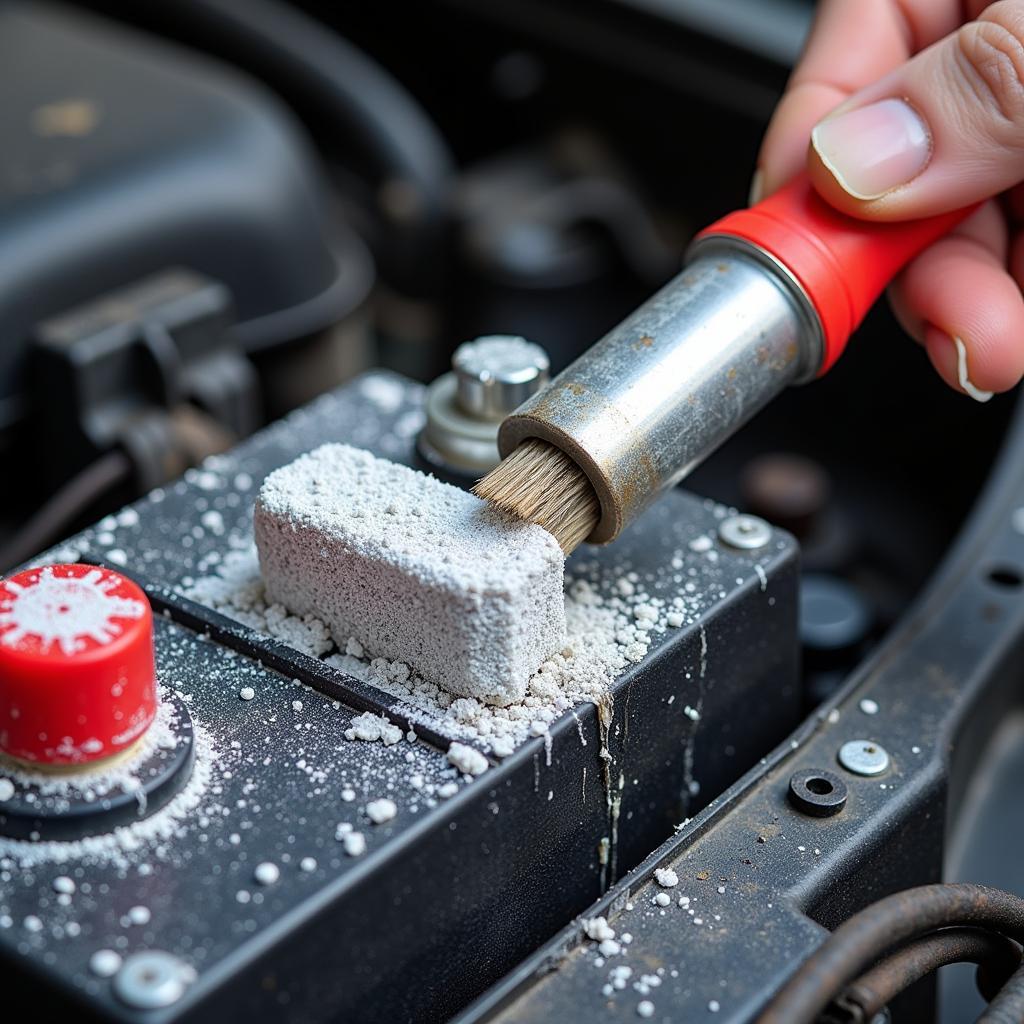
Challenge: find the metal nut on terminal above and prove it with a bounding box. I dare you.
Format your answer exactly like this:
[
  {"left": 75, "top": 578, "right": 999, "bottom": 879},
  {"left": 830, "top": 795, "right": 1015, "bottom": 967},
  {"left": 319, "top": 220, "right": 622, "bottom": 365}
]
[{"left": 419, "top": 335, "right": 550, "bottom": 476}]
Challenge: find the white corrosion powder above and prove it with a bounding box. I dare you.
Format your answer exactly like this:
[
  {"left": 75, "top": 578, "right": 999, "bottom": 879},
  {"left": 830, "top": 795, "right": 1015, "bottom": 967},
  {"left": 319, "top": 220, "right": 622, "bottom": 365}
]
[
  {"left": 0, "top": 694, "right": 179, "bottom": 808},
  {"left": 654, "top": 867, "right": 679, "bottom": 888},
  {"left": 583, "top": 916, "right": 616, "bottom": 942},
  {"left": 0, "top": 704, "right": 217, "bottom": 868},
  {"left": 345, "top": 712, "right": 403, "bottom": 746},
  {"left": 366, "top": 798, "right": 397, "bottom": 824},
  {"left": 447, "top": 742, "right": 488, "bottom": 777},
  {"left": 89, "top": 949, "right": 122, "bottom": 977},
  {"left": 126, "top": 905, "right": 151, "bottom": 925},
  {"left": 343, "top": 832, "right": 366, "bottom": 857},
  {"left": 610, "top": 965, "right": 633, "bottom": 990},
  {"left": 253, "top": 444, "right": 566, "bottom": 706},
  {"left": 254, "top": 862, "right": 280, "bottom": 886},
  {"left": 184, "top": 483, "right": 745, "bottom": 764},
  {"left": 186, "top": 549, "right": 671, "bottom": 759}
]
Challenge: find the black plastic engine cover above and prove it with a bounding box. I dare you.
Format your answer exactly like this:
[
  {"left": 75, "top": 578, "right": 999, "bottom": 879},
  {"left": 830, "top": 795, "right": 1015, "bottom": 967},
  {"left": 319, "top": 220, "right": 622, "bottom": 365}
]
[{"left": 0, "top": 1, "right": 370, "bottom": 435}]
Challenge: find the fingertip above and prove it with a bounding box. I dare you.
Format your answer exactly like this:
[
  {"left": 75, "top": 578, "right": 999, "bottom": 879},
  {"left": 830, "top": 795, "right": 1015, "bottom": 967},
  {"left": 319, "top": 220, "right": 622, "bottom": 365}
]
[
  {"left": 923, "top": 319, "right": 1024, "bottom": 400},
  {"left": 896, "top": 236, "right": 1024, "bottom": 395},
  {"left": 947, "top": 285, "right": 1024, "bottom": 395},
  {"left": 889, "top": 201, "right": 1009, "bottom": 348},
  {"left": 924, "top": 325, "right": 998, "bottom": 402}
]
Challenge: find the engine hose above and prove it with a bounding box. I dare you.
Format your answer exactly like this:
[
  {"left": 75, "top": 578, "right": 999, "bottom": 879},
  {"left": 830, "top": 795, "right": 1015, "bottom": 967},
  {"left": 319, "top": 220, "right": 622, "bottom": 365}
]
[{"left": 757, "top": 884, "right": 1024, "bottom": 1024}]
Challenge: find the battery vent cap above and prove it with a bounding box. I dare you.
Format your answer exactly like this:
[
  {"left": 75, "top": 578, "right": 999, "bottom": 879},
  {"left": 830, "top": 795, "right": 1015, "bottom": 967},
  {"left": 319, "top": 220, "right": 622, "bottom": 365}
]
[{"left": 0, "top": 564, "right": 157, "bottom": 768}]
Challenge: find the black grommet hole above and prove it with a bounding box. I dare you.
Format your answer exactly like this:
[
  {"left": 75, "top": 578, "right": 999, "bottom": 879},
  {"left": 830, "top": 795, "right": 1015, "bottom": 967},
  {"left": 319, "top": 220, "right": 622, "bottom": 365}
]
[
  {"left": 988, "top": 566, "right": 1024, "bottom": 589},
  {"left": 788, "top": 768, "right": 848, "bottom": 817}
]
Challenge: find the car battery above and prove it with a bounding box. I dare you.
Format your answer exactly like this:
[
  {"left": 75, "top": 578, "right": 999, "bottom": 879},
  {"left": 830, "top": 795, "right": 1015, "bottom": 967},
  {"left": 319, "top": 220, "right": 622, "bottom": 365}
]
[{"left": 0, "top": 371, "right": 800, "bottom": 1023}]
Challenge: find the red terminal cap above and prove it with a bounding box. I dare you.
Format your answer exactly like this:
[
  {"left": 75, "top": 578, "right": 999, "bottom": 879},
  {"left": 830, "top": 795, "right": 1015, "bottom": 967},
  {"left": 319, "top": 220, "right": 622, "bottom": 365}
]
[
  {"left": 698, "top": 175, "right": 975, "bottom": 375},
  {"left": 0, "top": 564, "right": 157, "bottom": 768}
]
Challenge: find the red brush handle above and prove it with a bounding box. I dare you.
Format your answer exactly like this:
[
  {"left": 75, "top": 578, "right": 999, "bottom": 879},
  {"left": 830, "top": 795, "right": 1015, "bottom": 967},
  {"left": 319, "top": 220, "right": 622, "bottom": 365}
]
[{"left": 698, "top": 175, "right": 975, "bottom": 375}]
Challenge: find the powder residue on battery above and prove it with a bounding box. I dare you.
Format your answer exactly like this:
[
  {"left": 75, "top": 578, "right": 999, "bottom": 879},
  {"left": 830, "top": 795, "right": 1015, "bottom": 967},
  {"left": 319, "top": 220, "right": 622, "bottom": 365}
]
[
  {"left": 0, "top": 692, "right": 217, "bottom": 868},
  {"left": 0, "top": 692, "right": 182, "bottom": 811},
  {"left": 173, "top": 438, "right": 770, "bottom": 765},
  {"left": 186, "top": 548, "right": 662, "bottom": 759},
  {"left": 344, "top": 712, "right": 403, "bottom": 746},
  {"left": 10, "top": 375, "right": 784, "bottom": 1007}
]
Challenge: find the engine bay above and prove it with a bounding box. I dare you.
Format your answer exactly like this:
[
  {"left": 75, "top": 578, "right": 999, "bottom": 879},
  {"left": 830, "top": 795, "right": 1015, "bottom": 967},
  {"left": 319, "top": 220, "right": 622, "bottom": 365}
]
[{"left": 2, "top": 3, "right": 1024, "bottom": 1022}]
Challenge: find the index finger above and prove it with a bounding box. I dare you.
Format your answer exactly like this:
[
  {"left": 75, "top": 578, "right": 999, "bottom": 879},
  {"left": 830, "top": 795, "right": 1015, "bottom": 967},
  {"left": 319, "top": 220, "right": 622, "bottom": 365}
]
[{"left": 754, "top": 0, "right": 963, "bottom": 201}]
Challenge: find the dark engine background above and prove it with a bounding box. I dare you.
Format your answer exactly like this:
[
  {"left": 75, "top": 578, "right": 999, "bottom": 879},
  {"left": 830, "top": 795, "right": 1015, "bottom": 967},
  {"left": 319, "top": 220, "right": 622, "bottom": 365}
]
[{"left": 1, "top": 3, "right": 1023, "bottom": 1022}]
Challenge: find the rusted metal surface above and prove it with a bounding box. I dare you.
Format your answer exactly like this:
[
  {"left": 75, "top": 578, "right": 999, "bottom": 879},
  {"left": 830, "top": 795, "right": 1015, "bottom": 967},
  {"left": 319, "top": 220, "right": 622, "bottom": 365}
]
[
  {"left": 759, "top": 885, "right": 1024, "bottom": 1024},
  {"left": 835, "top": 927, "right": 1021, "bottom": 1022},
  {"left": 978, "top": 959, "right": 1024, "bottom": 1023}
]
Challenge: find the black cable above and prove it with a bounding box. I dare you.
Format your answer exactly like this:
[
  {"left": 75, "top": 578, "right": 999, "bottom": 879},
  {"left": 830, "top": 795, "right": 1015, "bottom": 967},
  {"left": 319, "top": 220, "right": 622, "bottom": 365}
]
[
  {"left": 832, "top": 928, "right": 1021, "bottom": 1023},
  {"left": 0, "top": 450, "right": 133, "bottom": 572},
  {"left": 756, "top": 884, "right": 1024, "bottom": 1024},
  {"left": 171, "top": 0, "right": 454, "bottom": 290},
  {"left": 978, "top": 961, "right": 1024, "bottom": 1023}
]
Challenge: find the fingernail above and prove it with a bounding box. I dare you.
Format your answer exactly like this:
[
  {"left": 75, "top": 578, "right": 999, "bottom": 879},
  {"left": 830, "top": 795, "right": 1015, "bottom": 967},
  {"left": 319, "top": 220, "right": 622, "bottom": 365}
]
[
  {"left": 953, "top": 336, "right": 993, "bottom": 403},
  {"left": 748, "top": 168, "right": 764, "bottom": 206},
  {"left": 811, "top": 98, "right": 930, "bottom": 200}
]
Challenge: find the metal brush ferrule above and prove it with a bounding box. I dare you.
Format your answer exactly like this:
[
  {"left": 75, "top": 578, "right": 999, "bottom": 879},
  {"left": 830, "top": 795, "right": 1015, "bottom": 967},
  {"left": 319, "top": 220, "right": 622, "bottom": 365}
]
[{"left": 497, "top": 240, "right": 824, "bottom": 544}]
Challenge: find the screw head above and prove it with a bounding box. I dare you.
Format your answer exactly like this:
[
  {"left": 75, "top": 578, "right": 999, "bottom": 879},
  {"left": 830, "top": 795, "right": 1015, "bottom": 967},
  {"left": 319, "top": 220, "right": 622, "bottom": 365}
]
[
  {"left": 788, "top": 769, "right": 848, "bottom": 817},
  {"left": 718, "top": 514, "right": 772, "bottom": 551},
  {"left": 113, "top": 951, "right": 192, "bottom": 1009},
  {"left": 838, "top": 739, "right": 890, "bottom": 777}
]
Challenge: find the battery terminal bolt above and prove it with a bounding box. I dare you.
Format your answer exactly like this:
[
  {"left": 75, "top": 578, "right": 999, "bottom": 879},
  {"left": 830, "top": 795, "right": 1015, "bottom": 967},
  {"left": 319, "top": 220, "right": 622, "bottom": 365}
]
[{"left": 419, "top": 336, "right": 550, "bottom": 476}]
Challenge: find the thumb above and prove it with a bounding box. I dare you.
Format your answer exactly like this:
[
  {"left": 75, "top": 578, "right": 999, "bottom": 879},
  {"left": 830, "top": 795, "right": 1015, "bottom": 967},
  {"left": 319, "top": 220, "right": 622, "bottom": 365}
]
[{"left": 808, "top": 0, "right": 1024, "bottom": 219}]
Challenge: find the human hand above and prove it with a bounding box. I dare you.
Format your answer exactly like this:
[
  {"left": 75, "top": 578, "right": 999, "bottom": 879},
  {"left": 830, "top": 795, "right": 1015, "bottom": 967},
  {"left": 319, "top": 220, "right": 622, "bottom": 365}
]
[{"left": 753, "top": 0, "right": 1024, "bottom": 400}]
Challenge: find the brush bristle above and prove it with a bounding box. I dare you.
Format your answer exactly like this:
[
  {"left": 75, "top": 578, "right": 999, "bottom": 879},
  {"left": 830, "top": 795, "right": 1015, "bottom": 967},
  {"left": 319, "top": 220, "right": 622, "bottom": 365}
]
[{"left": 473, "top": 439, "right": 599, "bottom": 554}]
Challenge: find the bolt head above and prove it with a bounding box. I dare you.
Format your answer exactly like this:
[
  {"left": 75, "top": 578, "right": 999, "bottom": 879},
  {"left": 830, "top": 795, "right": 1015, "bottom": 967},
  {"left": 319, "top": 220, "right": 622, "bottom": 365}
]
[
  {"left": 838, "top": 739, "right": 890, "bottom": 777},
  {"left": 718, "top": 514, "right": 772, "bottom": 551}
]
